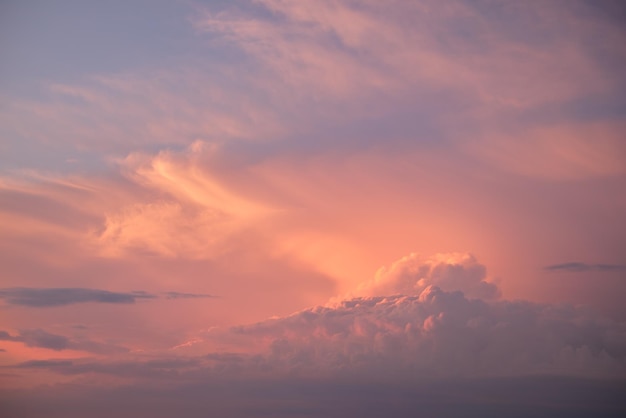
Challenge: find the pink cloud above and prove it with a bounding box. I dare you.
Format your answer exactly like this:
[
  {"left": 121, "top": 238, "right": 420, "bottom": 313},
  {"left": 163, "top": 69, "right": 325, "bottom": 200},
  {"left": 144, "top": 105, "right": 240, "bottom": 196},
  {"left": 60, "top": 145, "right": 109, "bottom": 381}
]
[
  {"left": 356, "top": 252, "right": 500, "bottom": 300},
  {"left": 10, "top": 253, "right": 625, "bottom": 382},
  {"left": 218, "top": 252, "right": 625, "bottom": 378},
  {"left": 195, "top": 0, "right": 624, "bottom": 108},
  {"left": 1, "top": 1, "right": 625, "bottom": 401}
]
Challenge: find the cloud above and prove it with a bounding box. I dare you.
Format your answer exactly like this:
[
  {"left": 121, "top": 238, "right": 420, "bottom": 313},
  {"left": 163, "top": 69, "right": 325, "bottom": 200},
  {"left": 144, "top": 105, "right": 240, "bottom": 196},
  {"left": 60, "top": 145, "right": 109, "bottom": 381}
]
[
  {"left": 14, "top": 360, "right": 74, "bottom": 369},
  {"left": 356, "top": 252, "right": 500, "bottom": 300},
  {"left": 465, "top": 121, "right": 626, "bottom": 180},
  {"left": 545, "top": 262, "right": 626, "bottom": 273},
  {"left": 0, "top": 329, "right": 129, "bottom": 354},
  {"left": 13, "top": 357, "right": 202, "bottom": 380},
  {"left": 0, "top": 288, "right": 156, "bottom": 307},
  {"left": 164, "top": 292, "right": 216, "bottom": 300},
  {"left": 196, "top": 0, "right": 626, "bottom": 108},
  {"left": 0, "top": 329, "right": 69, "bottom": 351},
  {"left": 229, "top": 286, "right": 626, "bottom": 378},
  {"left": 8, "top": 287, "right": 626, "bottom": 378},
  {"left": 11, "top": 253, "right": 621, "bottom": 379},
  {"left": 6, "top": 0, "right": 622, "bottom": 170},
  {"left": 3, "top": 252, "right": 626, "bottom": 417},
  {"left": 0, "top": 287, "right": 220, "bottom": 308},
  {"left": 213, "top": 253, "right": 625, "bottom": 378},
  {"left": 93, "top": 142, "right": 273, "bottom": 259}
]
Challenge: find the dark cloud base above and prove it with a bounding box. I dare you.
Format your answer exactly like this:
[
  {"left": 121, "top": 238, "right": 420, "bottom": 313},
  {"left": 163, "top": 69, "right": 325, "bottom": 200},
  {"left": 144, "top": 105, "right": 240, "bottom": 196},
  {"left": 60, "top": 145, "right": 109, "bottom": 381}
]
[{"left": 2, "top": 376, "right": 625, "bottom": 418}]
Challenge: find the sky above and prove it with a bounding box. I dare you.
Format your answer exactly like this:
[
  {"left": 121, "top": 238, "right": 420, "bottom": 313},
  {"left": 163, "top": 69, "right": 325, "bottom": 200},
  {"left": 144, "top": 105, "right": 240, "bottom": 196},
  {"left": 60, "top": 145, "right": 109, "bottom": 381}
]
[{"left": 1, "top": 0, "right": 626, "bottom": 416}]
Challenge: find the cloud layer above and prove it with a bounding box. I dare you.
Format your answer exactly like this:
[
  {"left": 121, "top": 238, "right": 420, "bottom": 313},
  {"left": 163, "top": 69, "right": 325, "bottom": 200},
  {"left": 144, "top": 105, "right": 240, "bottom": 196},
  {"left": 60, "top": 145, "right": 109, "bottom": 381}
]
[
  {"left": 3, "top": 252, "right": 626, "bottom": 416},
  {"left": 5, "top": 253, "right": 625, "bottom": 379},
  {"left": 230, "top": 290, "right": 625, "bottom": 378}
]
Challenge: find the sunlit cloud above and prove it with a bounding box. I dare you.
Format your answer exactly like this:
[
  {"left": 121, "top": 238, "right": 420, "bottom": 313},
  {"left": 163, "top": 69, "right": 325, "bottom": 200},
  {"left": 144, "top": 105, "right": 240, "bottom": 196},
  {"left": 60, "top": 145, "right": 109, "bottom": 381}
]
[
  {"left": 356, "top": 252, "right": 500, "bottom": 300},
  {"left": 1, "top": 0, "right": 625, "bottom": 415},
  {"left": 7, "top": 253, "right": 625, "bottom": 381}
]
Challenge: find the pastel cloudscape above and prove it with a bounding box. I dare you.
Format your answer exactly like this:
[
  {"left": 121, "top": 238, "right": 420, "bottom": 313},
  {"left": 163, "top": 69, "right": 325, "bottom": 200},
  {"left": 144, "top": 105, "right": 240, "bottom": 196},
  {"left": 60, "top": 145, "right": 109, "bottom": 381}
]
[{"left": 1, "top": 0, "right": 625, "bottom": 416}]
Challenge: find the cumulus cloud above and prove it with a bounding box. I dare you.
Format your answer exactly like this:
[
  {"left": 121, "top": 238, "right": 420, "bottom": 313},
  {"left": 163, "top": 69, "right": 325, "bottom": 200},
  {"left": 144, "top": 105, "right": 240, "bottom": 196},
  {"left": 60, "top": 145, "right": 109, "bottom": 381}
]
[
  {"left": 16, "top": 253, "right": 618, "bottom": 379},
  {"left": 0, "top": 288, "right": 156, "bottom": 307},
  {"left": 213, "top": 253, "right": 625, "bottom": 378},
  {"left": 356, "top": 252, "right": 500, "bottom": 300},
  {"left": 4, "top": 251, "right": 626, "bottom": 418},
  {"left": 230, "top": 286, "right": 626, "bottom": 378},
  {"left": 545, "top": 262, "right": 626, "bottom": 273},
  {"left": 13, "top": 284, "right": 625, "bottom": 379}
]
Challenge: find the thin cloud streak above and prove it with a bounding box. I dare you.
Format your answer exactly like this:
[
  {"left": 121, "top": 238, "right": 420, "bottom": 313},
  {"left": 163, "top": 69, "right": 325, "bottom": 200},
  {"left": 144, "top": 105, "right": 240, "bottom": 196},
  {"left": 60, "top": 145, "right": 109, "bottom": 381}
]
[
  {"left": 0, "top": 288, "right": 219, "bottom": 307},
  {"left": 0, "top": 329, "right": 128, "bottom": 354},
  {"left": 0, "top": 288, "right": 156, "bottom": 307},
  {"left": 164, "top": 292, "right": 216, "bottom": 300},
  {"left": 545, "top": 262, "right": 626, "bottom": 273}
]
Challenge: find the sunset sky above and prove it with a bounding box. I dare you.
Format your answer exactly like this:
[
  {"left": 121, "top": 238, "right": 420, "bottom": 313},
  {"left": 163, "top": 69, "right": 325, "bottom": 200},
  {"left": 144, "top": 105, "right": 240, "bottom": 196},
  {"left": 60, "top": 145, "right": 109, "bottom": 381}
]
[{"left": 1, "top": 1, "right": 626, "bottom": 416}]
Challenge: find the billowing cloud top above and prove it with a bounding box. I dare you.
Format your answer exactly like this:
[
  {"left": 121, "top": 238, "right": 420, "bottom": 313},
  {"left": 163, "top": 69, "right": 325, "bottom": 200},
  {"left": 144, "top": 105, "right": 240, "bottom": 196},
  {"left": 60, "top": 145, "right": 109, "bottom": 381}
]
[
  {"left": 213, "top": 253, "right": 625, "bottom": 378},
  {"left": 3, "top": 252, "right": 626, "bottom": 417},
  {"left": 14, "top": 253, "right": 622, "bottom": 380},
  {"left": 357, "top": 253, "right": 500, "bottom": 300}
]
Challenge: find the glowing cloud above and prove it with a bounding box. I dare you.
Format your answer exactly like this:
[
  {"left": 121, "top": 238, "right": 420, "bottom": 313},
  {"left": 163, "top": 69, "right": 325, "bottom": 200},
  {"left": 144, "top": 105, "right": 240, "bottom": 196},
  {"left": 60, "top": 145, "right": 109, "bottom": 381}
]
[
  {"left": 216, "top": 253, "right": 625, "bottom": 378},
  {"left": 356, "top": 252, "right": 500, "bottom": 300}
]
